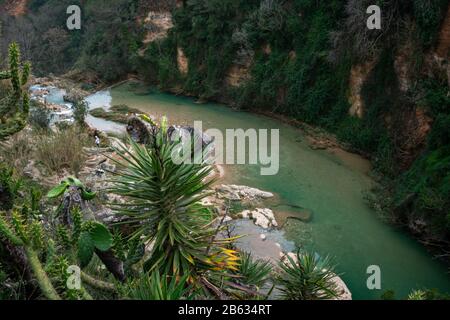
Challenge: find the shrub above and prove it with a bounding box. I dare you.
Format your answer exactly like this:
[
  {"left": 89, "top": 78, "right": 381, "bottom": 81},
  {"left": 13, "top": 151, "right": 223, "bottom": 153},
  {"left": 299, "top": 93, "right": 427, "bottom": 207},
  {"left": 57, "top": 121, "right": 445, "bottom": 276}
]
[
  {"left": 276, "top": 251, "right": 339, "bottom": 300},
  {"left": 73, "top": 100, "right": 89, "bottom": 127},
  {"left": 29, "top": 100, "right": 51, "bottom": 130},
  {"left": 413, "top": 0, "right": 449, "bottom": 46}
]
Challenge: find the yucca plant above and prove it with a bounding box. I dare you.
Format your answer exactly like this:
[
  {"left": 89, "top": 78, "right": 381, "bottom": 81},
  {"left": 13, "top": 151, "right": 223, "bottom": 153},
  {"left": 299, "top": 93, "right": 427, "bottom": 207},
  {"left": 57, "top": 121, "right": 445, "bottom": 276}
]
[
  {"left": 237, "top": 252, "right": 272, "bottom": 290},
  {"left": 408, "top": 289, "right": 427, "bottom": 300},
  {"left": 109, "top": 119, "right": 239, "bottom": 282},
  {"left": 276, "top": 251, "right": 339, "bottom": 300},
  {"left": 126, "top": 271, "right": 193, "bottom": 300}
]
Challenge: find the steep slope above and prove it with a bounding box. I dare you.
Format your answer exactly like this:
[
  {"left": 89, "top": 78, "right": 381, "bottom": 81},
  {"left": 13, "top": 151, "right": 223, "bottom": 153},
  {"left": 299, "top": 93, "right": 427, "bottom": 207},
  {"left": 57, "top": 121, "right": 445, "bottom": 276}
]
[
  {"left": 137, "top": 0, "right": 450, "bottom": 251},
  {"left": 436, "top": 4, "right": 450, "bottom": 59},
  {"left": 0, "top": 0, "right": 28, "bottom": 16}
]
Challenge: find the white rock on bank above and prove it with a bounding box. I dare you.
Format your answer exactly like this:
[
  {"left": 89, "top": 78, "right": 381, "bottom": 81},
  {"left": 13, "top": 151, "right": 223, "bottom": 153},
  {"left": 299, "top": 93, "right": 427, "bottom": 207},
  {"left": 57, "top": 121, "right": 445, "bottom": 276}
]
[
  {"left": 238, "top": 208, "right": 278, "bottom": 229},
  {"left": 223, "top": 216, "right": 233, "bottom": 223},
  {"left": 216, "top": 184, "right": 274, "bottom": 201},
  {"left": 199, "top": 196, "right": 216, "bottom": 206},
  {"left": 330, "top": 274, "right": 352, "bottom": 300}
]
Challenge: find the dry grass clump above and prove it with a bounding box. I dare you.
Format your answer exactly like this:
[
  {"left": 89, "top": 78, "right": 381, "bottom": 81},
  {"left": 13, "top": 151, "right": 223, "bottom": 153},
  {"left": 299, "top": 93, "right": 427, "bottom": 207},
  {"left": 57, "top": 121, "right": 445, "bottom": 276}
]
[
  {"left": 34, "top": 126, "right": 92, "bottom": 175},
  {"left": 1, "top": 125, "right": 93, "bottom": 177}
]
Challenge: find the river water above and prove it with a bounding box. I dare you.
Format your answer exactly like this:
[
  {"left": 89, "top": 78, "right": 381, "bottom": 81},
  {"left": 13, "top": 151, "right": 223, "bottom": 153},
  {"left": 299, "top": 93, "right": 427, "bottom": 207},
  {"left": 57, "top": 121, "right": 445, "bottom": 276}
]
[{"left": 76, "top": 81, "right": 450, "bottom": 299}]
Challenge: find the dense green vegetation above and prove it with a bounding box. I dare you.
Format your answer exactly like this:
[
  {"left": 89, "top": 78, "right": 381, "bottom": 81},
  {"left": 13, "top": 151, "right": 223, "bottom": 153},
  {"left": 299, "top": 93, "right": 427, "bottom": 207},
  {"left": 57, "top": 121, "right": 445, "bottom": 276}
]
[
  {"left": 0, "top": 109, "right": 344, "bottom": 300},
  {"left": 0, "top": 0, "right": 144, "bottom": 82},
  {"left": 0, "top": 42, "right": 30, "bottom": 140},
  {"left": 139, "top": 0, "right": 450, "bottom": 251},
  {"left": 1, "top": 0, "right": 449, "bottom": 299}
]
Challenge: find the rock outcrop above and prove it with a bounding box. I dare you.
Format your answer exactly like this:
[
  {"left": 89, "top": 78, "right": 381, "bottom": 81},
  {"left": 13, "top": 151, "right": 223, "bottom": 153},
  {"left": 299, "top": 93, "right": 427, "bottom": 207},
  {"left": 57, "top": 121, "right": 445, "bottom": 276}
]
[
  {"left": 177, "top": 47, "right": 189, "bottom": 75},
  {"left": 348, "top": 61, "right": 376, "bottom": 118},
  {"left": 142, "top": 11, "right": 174, "bottom": 44},
  {"left": 63, "top": 88, "right": 85, "bottom": 104},
  {"left": 1, "top": 0, "right": 27, "bottom": 16},
  {"left": 126, "top": 115, "right": 155, "bottom": 144},
  {"left": 216, "top": 184, "right": 274, "bottom": 202},
  {"left": 238, "top": 208, "right": 278, "bottom": 229}
]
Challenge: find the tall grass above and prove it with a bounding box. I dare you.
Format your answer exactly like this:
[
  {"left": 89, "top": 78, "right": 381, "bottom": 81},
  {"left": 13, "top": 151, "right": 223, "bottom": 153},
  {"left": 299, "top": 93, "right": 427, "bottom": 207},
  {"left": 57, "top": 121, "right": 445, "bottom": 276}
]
[
  {"left": 0, "top": 131, "right": 34, "bottom": 174},
  {"left": 34, "top": 126, "right": 92, "bottom": 175}
]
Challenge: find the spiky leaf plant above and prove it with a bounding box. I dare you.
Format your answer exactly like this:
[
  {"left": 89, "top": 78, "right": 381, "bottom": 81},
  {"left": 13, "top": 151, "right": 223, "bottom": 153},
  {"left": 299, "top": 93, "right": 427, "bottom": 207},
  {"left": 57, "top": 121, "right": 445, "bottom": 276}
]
[
  {"left": 0, "top": 208, "right": 60, "bottom": 300},
  {"left": 109, "top": 121, "right": 239, "bottom": 280},
  {"left": 276, "top": 251, "right": 339, "bottom": 300},
  {"left": 237, "top": 252, "right": 272, "bottom": 290},
  {"left": 126, "top": 271, "right": 193, "bottom": 300},
  {"left": 408, "top": 289, "right": 427, "bottom": 300}
]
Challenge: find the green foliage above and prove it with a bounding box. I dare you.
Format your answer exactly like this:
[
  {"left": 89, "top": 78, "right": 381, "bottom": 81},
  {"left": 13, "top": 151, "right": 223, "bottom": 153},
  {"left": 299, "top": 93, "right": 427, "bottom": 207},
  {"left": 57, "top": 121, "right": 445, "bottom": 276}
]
[
  {"left": 419, "top": 78, "right": 450, "bottom": 118},
  {"left": 126, "top": 271, "right": 193, "bottom": 300},
  {"left": 381, "top": 289, "right": 396, "bottom": 300},
  {"left": 383, "top": 288, "right": 450, "bottom": 300},
  {"left": 237, "top": 252, "right": 272, "bottom": 290},
  {"left": 76, "top": 222, "right": 114, "bottom": 268},
  {"left": 73, "top": 100, "right": 89, "bottom": 127},
  {"left": 75, "top": 0, "right": 144, "bottom": 82},
  {"left": 47, "top": 176, "right": 96, "bottom": 200},
  {"left": 0, "top": 165, "right": 21, "bottom": 211},
  {"left": 110, "top": 124, "right": 240, "bottom": 278},
  {"left": 413, "top": 0, "right": 449, "bottom": 46},
  {"left": 2, "top": 0, "right": 143, "bottom": 82},
  {"left": 29, "top": 100, "right": 51, "bottom": 130},
  {"left": 89, "top": 222, "right": 113, "bottom": 252},
  {"left": 47, "top": 183, "right": 69, "bottom": 199},
  {"left": 395, "top": 145, "right": 450, "bottom": 234},
  {"left": 0, "top": 42, "right": 31, "bottom": 140},
  {"left": 408, "top": 289, "right": 427, "bottom": 300},
  {"left": 78, "top": 231, "right": 95, "bottom": 268},
  {"left": 276, "top": 251, "right": 339, "bottom": 300},
  {"left": 0, "top": 186, "right": 62, "bottom": 299}
]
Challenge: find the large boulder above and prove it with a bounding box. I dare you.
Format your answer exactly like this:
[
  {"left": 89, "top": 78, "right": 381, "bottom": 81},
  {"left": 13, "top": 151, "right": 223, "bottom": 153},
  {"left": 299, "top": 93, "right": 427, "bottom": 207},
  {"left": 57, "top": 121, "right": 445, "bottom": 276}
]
[
  {"left": 216, "top": 184, "right": 274, "bottom": 202},
  {"left": 126, "top": 115, "right": 155, "bottom": 144},
  {"left": 238, "top": 208, "right": 278, "bottom": 229},
  {"left": 126, "top": 116, "right": 215, "bottom": 154}
]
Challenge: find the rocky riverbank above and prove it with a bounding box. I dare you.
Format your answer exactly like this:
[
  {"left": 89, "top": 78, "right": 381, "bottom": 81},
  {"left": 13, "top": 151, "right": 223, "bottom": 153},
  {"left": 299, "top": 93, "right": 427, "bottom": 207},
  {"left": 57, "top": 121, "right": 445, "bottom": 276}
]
[
  {"left": 81, "top": 142, "right": 351, "bottom": 300},
  {"left": 22, "top": 79, "right": 354, "bottom": 299}
]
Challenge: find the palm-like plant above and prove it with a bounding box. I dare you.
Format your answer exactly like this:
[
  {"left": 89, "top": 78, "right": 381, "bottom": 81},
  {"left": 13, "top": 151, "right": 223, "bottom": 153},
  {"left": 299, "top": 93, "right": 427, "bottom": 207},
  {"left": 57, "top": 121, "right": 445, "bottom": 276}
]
[
  {"left": 237, "top": 252, "right": 272, "bottom": 290},
  {"left": 407, "top": 289, "right": 427, "bottom": 300},
  {"left": 276, "top": 251, "right": 339, "bottom": 300},
  {"left": 109, "top": 121, "right": 239, "bottom": 280},
  {"left": 126, "top": 271, "right": 193, "bottom": 300}
]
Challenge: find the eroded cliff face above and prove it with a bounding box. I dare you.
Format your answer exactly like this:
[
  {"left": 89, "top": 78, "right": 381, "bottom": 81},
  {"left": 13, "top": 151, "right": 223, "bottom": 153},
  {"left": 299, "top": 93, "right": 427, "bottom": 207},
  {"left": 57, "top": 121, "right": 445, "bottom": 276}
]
[
  {"left": 225, "top": 64, "right": 250, "bottom": 87},
  {"left": 177, "top": 46, "right": 188, "bottom": 75},
  {"left": 0, "top": 0, "right": 28, "bottom": 16},
  {"left": 139, "top": 6, "right": 188, "bottom": 76},
  {"left": 142, "top": 11, "right": 174, "bottom": 45},
  {"left": 434, "top": 4, "right": 450, "bottom": 87},
  {"left": 436, "top": 4, "right": 450, "bottom": 60},
  {"left": 348, "top": 61, "right": 376, "bottom": 118}
]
